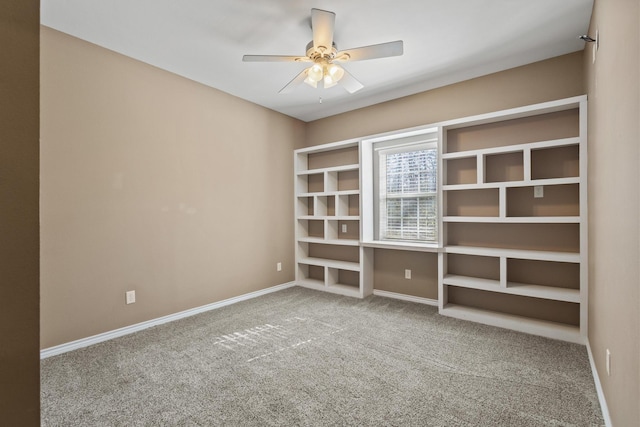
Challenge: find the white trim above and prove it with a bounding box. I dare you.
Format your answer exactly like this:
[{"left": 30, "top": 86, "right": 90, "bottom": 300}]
[
  {"left": 40, "top": 281, "right": 296, "bottom": 359},
  {"left": 373, "top": 289, "right": 438, "bottom": 306},
  {"left": 361, "top": 240, "right": 441, "bottom": 253},
  {"left": 586, "top": 339, "right": 613, "bottom": 427}
]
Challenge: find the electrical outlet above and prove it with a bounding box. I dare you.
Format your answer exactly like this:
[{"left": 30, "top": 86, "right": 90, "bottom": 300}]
[
  {"left": 405, "top": 269, "right": 411, "bottom": 279},
  {"left": 534, "top": 186, "right": 544, "bottom": 198},
  {"left": 341, "top": 223, "right": 347, "bottom": 233},
  {"left": 606, "top": 349, "right": 611, "bottom": 376},
  {"left": 126, "top": 290, "right": 136, "bottom": 305},
  {"left": 277, "top": 262, "right": 282, "bottom": 272}
]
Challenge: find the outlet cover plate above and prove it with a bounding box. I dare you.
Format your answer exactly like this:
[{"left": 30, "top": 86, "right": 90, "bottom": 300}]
[{"left": 126, "top": 290, "right": 136, "bottom": 304}]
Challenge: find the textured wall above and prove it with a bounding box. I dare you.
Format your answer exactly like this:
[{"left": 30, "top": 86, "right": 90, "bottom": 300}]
[
  {"left": 40, "top": 27, "right": 305, "bottom": 348},
  {"left": 584, "top": 0, "right": 640, "bottom": 425}
]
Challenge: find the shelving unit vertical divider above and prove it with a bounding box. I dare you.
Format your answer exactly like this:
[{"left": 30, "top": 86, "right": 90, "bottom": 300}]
[
  {"left": 477, "top": 154, "right": 485, "bottom": 185},
  {"left": 438, "top": 251, "right": 447, "bottom": 311},
  {"left": 499, "top": 257, "right": 507, "bottom": 288},
  {"left": 437, "top": 126, "right": 447, "bottom": 312},
  {"left": 523, "top": 148, "right": 532, "bottom": 181},
  {"left": 498, "top": 187, "right": 507, "bottom": 218},
  {"left": 578, "top": 99, "right": 589, "bottom": 334}
]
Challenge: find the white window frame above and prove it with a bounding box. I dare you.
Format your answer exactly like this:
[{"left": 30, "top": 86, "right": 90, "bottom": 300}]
[
  {"left": 375, "top": 139, "right": 438, "bottom": 243},
  {"left": 359, "top": 127, "right": 441, "bottom": 250}
]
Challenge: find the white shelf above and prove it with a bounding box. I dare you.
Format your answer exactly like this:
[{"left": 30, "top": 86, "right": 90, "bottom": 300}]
[
  {"left": 442, "top": 177, "right": 580, "bottom": 191},
  {"left": 297, "top": 280, "right": 362, "bottom": 298},
  {"left": 361, "top": 240, "right": 441, "bottom": 253},
  {"left": 328, "top": 283, "right": 362, "bottom": 297},
  {"left": 296, "top": 278, "right": 325, "bottom": 289},
  {"left": 507, "top": 281, "right": 581, "bottom": 303},
  {"left": 298, "top": 189, "right": 360, "bottom": 197},
  {"left": 443, "top": 275, "right": 580, "bottom": 303},
  {"left": 297, "top": 237, "right": 360, "bottom": 246},
  {"left": 297, "top": 163, "right": 359, "bottom": 175},
  {"left": 441, "top": 137, "right": 579, "bottom": 159},
  {"left": 443, "top": 216, "right": 580, "bottom": 223},
  {"left": 298, "top": 257, "right": 361, "bottom": 272},
  {"left": 297, "top": 215, "right": 360, "bottom": 221},
  {"left": 444, "top": 246, "right": 580, "bottom": 263},
  {"left": 440, "top": 304, "right": 582, "bottom": 344}
]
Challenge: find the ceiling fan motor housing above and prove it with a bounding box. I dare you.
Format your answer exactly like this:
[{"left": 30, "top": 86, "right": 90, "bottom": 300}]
[{"left": 306, "top": 41, "right": 339, "bottom": 61}]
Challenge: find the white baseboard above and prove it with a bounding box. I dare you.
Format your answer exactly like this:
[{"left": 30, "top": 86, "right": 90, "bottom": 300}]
[
  {"left": 373, "top": 289, "right": 438, "bottom": 306},
  {"left": 586, "top": 339, "right": 612, "bottom": 427},
  {"left": 40, "top": 281, "right": 296, "bottom": 359}
]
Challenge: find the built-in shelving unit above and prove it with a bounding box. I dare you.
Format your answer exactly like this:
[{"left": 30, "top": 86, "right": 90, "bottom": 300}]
[
  {"left": 294, "top": 141, "right": 373, "bottom": 298},
  {"left": 294, "top": 96, "right": 587, "bottom": 344},
  {"left": 438, "top": 96, "right": 588, "bottom": 344}
]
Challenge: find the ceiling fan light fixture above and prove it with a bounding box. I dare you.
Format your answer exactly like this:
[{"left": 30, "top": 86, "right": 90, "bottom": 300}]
[
  {"left": 307, "top": 63, "right": 324, "bottom": 83},
  {"left": 303, "top": 74, "right": 318, "bottom": 88},
  {"left": 327, "top": 63, "right": 344, "bottom": 82},
  {"left": 323, "top": 75, "right": 337, "bottom": 88}
]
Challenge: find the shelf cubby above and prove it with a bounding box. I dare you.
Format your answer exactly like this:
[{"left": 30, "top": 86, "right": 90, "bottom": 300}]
[
  {"left": 444, "top": 108, "right": 579, "bottom": 153},
  {"left": 307, "top": 145, "right": 359, "bottom": 170},
  {"left": 297, "top": 263, "right": 325, "bottom": 287},
  {"left": 446, "top": 188, "right": 499, "bottom": 217},
  {"left": 507, "top": 258, "right": 580, "bottom": 290},
  {"left": 447, "top": 253, "right": 500, "bottom": 281},
  {"left": 296, "top": 196, "right": 314, "bottom": 216},
  {"left": 337, "top": 169, "right": 359, "bottom": 191},
  {"left": 315, "top": 196, "right": 329, "bottom": 216},
  {"left": 326, "top": 219, "right": 359, "bottom": 242},
  {"left": 506, "top": 184, "right": 579, "bottom": 217},
  {"left": 484, "top": 151, "right": 524, "bottom": 183},
  {"left": 531, "top": 144, "right": 579, "bottom": 180},
  {"left": 328, "top": 268, "right": 360, "bottom": 289},
  {"left": 445, "top": 156, "right": 477, "bottom": 186},
  {"left": 308, "top": 242, "right": 359, "bottom": 264},
  {"left": 306, "top": 173, "right": 324, "bottom": 193},
  {"left": 446, "top": 287, "right": 580, "bottom": 327},
  {"left": 298, "top": 219, "right": 324, "bottom": 239},
  {"left": 439, "top": 304, "right": 580, "bottom": 343},
  {"left": 446, "top": 222, "right": 580, "bottom": 253}
]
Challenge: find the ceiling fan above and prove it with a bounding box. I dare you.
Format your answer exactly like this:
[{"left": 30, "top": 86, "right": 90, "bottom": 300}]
[{"left": 242, "top": 8, "right": 403, "bottom": 94}]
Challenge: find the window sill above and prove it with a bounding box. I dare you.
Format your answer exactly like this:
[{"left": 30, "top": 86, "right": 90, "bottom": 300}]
[{"left": 361, "top": 240, "right": 442, "bottom": 253}]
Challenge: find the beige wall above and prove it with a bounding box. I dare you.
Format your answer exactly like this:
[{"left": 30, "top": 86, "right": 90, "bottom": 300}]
[
  {"left": 305, "top": 52, "right": 585, "bottom": 147},
  {"left": 40, "top": 27, "right": 304, "bottom": 348},
  {"left": 0, "top": 0, "right": 40, "bottom": 424},
  {"left": 584, "top": 0, "right": 640, "bottom": 425},
  {"left": 374, "top": 250, "right": 438, "bottom": 300}
]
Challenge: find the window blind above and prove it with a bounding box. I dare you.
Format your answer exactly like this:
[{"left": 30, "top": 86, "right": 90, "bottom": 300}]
[{"left": 379, "top": 147, "right": 438, "bottom": 242}]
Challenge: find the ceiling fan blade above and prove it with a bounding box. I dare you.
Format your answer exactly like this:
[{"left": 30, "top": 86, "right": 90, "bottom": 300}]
[
  {"left": 311, "top": 8, "right": 335, "bottom": 51},
  {"left": 335, "top": 40, "right": 404, "bottom": 62},
  {"left": 278, "top": 68, "right": 309, "bottom": 94},
  {"left": 243, "top": 55, "right": 309, "bottom": 62},
  {"left": 338, "top": 68, "right": 364, "bottom": 94}
]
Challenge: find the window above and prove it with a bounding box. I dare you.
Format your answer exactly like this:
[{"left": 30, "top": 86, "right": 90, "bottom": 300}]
[{"left": 373, "top": 131, "right": 439, "bottom": 244}]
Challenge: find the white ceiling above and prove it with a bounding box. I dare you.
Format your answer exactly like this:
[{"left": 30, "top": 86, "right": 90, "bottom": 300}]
[{"left": 41, "top": 0, "right": 594, "bottom": 122}]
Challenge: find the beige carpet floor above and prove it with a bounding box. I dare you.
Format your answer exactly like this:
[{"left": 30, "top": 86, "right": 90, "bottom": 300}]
[{"left": 41, "top": 287, "right": 603, "bottom": 426}]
